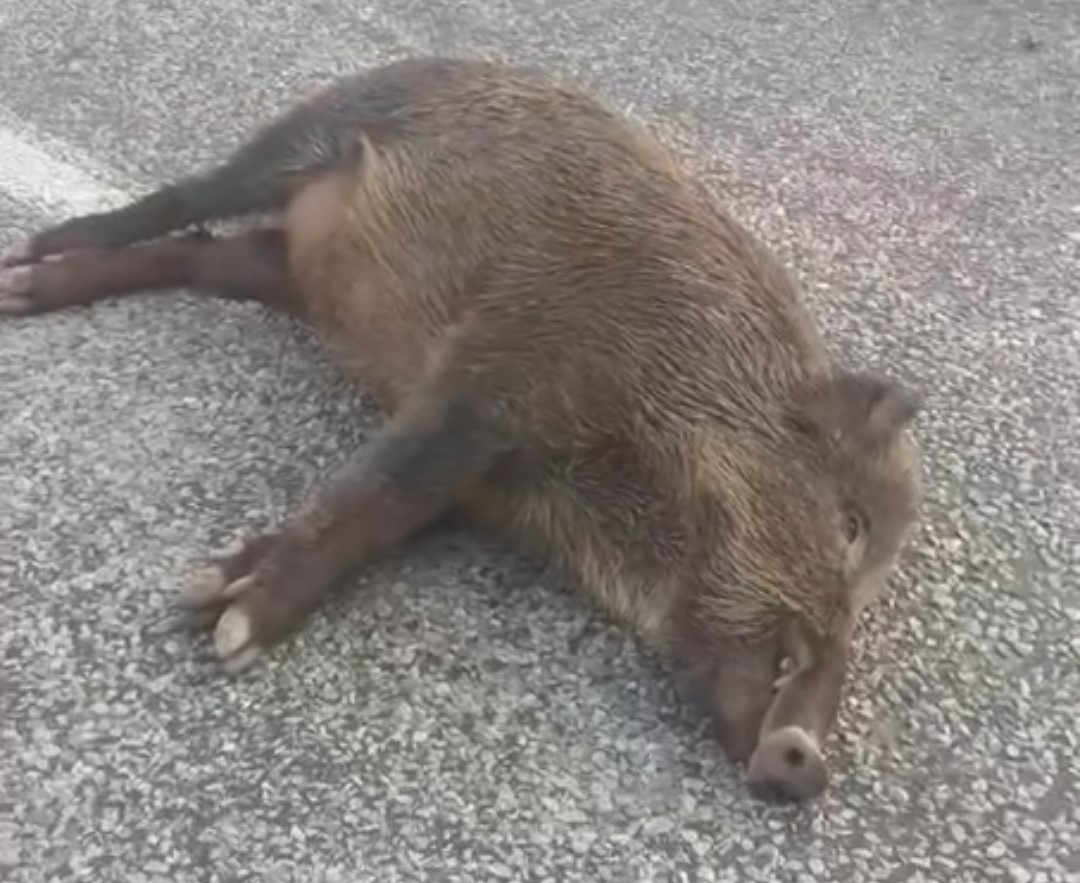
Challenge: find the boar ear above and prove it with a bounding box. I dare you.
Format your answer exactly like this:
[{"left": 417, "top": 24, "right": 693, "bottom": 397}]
[{"left": 792, "top": 372, "right": 921, "bottom": 448}]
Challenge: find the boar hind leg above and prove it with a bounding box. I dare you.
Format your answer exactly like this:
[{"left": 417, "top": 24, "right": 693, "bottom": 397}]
[
  {"left": 0, "top": 98, "right": 354, "bottom": 266},
  {"left": 0, "top": 229, "right": 303, "bottom": 318},
  {"left": 182, "top": 388, "right": 515, "bottom": 672}
]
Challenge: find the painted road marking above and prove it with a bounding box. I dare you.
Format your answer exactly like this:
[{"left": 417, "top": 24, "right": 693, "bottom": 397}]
[{"left": 0, "top": 111, "right": 133, "bottom": 220}]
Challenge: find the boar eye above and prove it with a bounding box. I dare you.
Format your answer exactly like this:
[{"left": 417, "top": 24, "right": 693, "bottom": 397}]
[{"left": 844, "top": 511, "right": 864, "bottom": 544}]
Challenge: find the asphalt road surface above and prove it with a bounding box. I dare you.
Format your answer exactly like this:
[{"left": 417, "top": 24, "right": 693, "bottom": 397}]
[{"left": 1, "top": 1, "right": 1078, "bottom": 881}]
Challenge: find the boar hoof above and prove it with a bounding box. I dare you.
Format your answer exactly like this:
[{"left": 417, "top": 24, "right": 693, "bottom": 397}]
[
  {"left": 182, "top": 564, "right": 231, "bottom": 607},
  {"left": 746, "top": 726, "right": 828, "bottom": 801},
  {"left": 0, "top": 267, "right": 33, "bottom": 315},
  {"left": 213, "top": 606, "right": 264, "bottom": 673},
  {"left": 0, "top": 238, "right": 33, "bottom": 268}
]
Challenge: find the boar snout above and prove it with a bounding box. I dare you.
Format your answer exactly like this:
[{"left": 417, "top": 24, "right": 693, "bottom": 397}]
[
  {"left": 745, "top": 629, "right": 850, "bottom": 801},
  {"left": 746, "top": 725, "right": 828, "bottom": 801}
]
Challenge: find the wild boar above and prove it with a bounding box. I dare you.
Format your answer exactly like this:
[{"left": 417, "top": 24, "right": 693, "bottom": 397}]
[{"left": 0, "top": 57, "right": 922, "bottom": 800}]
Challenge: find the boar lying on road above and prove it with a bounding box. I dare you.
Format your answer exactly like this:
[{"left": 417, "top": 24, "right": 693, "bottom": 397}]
[{"left": 0, "top": 56, "right": 922, "bottom": 801}]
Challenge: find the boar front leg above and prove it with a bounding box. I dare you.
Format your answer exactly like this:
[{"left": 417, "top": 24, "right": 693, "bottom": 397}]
[{"left": 183, "top": 389, "right": 515, "bottom": 672}]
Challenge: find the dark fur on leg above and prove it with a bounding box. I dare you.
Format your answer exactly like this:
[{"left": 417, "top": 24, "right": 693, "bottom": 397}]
[{"left": 0, "top": 229, "right": 300, "bottom": 317}]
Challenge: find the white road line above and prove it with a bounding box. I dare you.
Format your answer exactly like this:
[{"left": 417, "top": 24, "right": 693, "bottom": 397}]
[
  {"left": 0, "top": 0, "right": 443, "bottom": 226},
  {"left": 0, "top": 2, "right": 435, "bottom": 225},
  {"left": 0, "top": 111, "right": 134, "bottom": 220}
]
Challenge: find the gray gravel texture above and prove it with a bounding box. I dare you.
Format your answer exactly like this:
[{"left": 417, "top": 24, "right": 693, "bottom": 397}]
[{"left": 1, "top": 0, "right": 1079, "bottom": 881}]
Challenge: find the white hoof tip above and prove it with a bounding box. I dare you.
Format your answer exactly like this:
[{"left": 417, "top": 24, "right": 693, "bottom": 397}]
[{"left": 214, "top": 605, "right": 254, "bottom": 659}]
